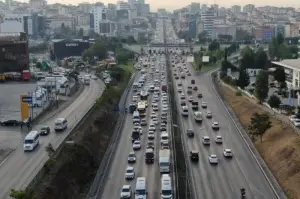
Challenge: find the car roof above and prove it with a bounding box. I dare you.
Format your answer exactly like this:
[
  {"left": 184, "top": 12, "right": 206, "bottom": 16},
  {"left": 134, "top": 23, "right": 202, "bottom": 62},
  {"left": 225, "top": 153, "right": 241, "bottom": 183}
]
[
  {"left": 126, "top": 166, "right": 134, "bottom": 170},
  {"left": 203, "top": 136, "right": 210, "bottom": 139},
  {"left": 191, "top": 151, "right": 198, "bottom": 154},
  {"left": 210, "top": 154, "right": 217, "bottom": 157},
  {"left": 122, "top": 185, "right": 131, "bottom": 189},
  {"left": 224, "top": 149, "right": 232, "bottom": 152}
]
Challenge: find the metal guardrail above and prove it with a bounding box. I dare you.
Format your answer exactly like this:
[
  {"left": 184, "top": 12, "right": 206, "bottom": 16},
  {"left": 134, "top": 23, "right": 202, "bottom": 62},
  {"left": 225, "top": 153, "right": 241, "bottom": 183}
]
[
  {"left": 87, "top": 73, "right": 136, "bottom": 199},
  {"left": 210, "top": 72, "right": 287, "bottom": 199}
]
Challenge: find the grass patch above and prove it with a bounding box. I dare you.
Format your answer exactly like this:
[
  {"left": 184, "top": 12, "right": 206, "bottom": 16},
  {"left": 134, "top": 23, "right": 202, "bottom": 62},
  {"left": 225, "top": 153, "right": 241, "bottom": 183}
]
[
  {"left": 220, "top": 85, "right": 300, "bottom": 199},
  {"left": 200, "top": 61, "right": 221, "bottom": 72}
]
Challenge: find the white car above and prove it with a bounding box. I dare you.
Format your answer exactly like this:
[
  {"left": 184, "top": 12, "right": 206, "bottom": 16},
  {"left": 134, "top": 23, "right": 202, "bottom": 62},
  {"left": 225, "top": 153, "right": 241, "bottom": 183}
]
[
  {"left": 223, "top": 149, "right": 233, "bottom": 157},
  {"left": 212, "top": 121, "right": 219, "bottom": 130},
  {"left": 140, "top": 119, "right": 147, "bottom": 126},
  {"left": 188, "top": 96, "right": 193, "bottom": 102},
  {"left": 153, "top": 105, "right": 159, "bottom": 111},
  {"left": 209, "top": 155, "right": 218, "bottom": 164},
  {"left": 133, "top": 126, "right": 143, "bottom": 135},
  {"left": 133, "top": 140, "right": 141, "bottom": 150},
  {"left": 206, "top": 110, "right": 212, "bottom": 118},
  {"left": 127, "top": 152, "right": 136, "bottom": 163},
  {"left": 152, "top": 117, "right": 158, "bottom": 125},
  {"left": 148, "top": 131, "right": 155, "bottom": 139},
  {"left": 294, "top": 119, "right": 300, "bottom": 127},
  {"left": 120, "top": 185, "right": 132, "bottom": 199},
  {"left": 178, "top": 87, "right": 182, "bottom": 93},
  {"left": 125, "top": 166, "right": 135, "bottom": 180},
  {"left": 180, "top": 94, "right": 185, "bottom": 100},
  {"left": 149, "top": 123, "right": 156, "bottom": 131},
  {"left": 201, "top": 102, "right": 207, "bottom": 108},
  {"left": 151, "top": 112, "right": 157, "bottom": 119},
  {"left": 215, "top": 136, "right": 223, "bottom": 144},
  {"left": 202, "top": 136, "right": 210, "bottom": 145}
]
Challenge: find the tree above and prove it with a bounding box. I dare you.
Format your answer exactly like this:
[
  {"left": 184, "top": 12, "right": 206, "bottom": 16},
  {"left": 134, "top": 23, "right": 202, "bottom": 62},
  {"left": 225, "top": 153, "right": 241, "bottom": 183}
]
[
  {"left": 82, "top": 40, "right": 107, "bottom": 61},
  {"left": 237, "top": 67, "right": 250, "bottom": 89},
  {"left": 78, "top": 28, "right": 84, "bottom": 37},
  {"left": 276, "top": 33, "right": 284, "bottom": 45},
  {"left": 10, "top": 189, "right": 35, "bottom": 199},
  {"left": 248, "top": 112, "right": 272, "bottom": 142},
  {"left": 268, "top": 95, "right": 281, "bottom": 108},
  {"left": 208, "top": 40, "right": 220, "bottom": 51},
  {"left": 254, "top": 49, "right": 269, "bottom": 69},
  {"left": 240, "top": 47, "right": 255, "bottom": 69},
  {"left": 255, "top": 70, "right": 269, "bottom": 103},
  {"left": 273, "top": 66, "right": 286, "bottom": 83}
]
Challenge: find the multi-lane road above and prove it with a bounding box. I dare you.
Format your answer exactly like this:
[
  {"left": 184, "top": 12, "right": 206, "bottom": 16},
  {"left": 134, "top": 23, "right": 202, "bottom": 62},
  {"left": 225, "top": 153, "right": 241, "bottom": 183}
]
[
  {"left": 170, "top": 54, "right": 278, "bottom": 199},
  {"left": 0, "top": 78, "right": 104, "bottom": 198},
  {"left": 101, "top": 53, "right": 173, "bottom": 199}
]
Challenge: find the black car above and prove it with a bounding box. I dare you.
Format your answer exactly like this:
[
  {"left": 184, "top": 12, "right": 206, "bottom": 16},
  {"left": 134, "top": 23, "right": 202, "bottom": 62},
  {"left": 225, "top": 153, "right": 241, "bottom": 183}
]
[
  {"left": 40, "top": 126, "right": 51, "bottom": 135},
  {"left": 147, "top": 141, "right": 155, "bottom": 149},
  {"left": 198, "top": 93, "right": 202, "bottom": 98},
  {"left": 187, "top": 129, "right": 194, "bottom": 137},
  {"left": 1, "top": 119, "right": 20, "bottom": 126},
  {"left": 190, "top": 151, "right": 199, "bottom": 162}
]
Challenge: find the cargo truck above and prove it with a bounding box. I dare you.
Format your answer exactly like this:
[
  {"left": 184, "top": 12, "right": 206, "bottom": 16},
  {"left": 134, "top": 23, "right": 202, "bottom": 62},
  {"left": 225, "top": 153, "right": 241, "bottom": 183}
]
[{"left": 159, "top": 149, "right": 170, "bottom": 173}]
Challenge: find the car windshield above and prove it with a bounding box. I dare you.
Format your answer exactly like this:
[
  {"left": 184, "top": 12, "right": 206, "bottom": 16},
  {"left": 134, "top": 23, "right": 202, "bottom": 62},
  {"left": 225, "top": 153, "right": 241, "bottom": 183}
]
[
  {"left": 122, "top": 188, "right": 130, "bottom": 192},
  {"left": 24, "top": 139, "right": 34, "bottom": 144},
  {"left": 162, "top": 190, "right": 172, "bottom": 195},
  {"left": 40, "top": 127, "right": 47, "bottom": 130},
  {"left": 129, "top": 154, "right": 135, "bottom": 157},
  {"left": 160, "top": 162, "right": 169, "bottom": 167},
  {"left": 136, "top": 189, "right": 146, "bottom": 195}
]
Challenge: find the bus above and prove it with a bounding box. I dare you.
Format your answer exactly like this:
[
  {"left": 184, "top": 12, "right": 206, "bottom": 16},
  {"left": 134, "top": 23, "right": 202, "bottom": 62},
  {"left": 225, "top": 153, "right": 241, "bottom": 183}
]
[{"left": 137, "top": 101, "right": 147, "bottom": 117}]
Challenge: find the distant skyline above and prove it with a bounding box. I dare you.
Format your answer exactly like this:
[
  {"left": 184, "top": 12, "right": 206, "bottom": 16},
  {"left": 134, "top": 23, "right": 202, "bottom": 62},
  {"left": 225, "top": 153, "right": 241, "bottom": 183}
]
[{"left": 18, "top": 0, "right": 300, "bottom": 11}]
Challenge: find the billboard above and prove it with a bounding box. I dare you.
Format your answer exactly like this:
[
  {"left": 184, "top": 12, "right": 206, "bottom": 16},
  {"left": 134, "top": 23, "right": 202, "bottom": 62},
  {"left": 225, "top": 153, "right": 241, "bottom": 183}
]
[
  {"left": 202, "top": 56, "right": 209, "bottom": 63},
  {"left": 52, "top": 40, "right": 90, "bottom": 60}
]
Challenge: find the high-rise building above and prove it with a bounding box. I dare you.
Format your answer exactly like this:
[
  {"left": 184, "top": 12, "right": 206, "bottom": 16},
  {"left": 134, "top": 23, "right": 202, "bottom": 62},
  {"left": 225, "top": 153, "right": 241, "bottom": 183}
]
[
  {"left": 243, "top": 4, "right": 255, "bottom": 13},
  {"left": 231, "top": 5, "right": 241, "bottom": 13},
  {"left": 90, "top": 4, "right": 107, "bottom": 34},
  {"left": 128, "top": 0, "right": 136, "bottom": 8},
  {"left": 201, "top": 8, "right": 214, "bottom": 38},
  {"left": 190, "top": 2, "right": 200, "bottom": 14},
  {"left": 117, "top": 1, "right": 130, "bottom": 10},
  {"left": 201, "top": 4, "right": 207, "bottom": 12}
]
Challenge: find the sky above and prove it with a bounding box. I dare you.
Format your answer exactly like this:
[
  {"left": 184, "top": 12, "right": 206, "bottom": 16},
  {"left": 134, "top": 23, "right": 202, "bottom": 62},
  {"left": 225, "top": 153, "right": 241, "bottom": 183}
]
[{"left": 46, "top": 0, "right": 299, "bottom": 11}]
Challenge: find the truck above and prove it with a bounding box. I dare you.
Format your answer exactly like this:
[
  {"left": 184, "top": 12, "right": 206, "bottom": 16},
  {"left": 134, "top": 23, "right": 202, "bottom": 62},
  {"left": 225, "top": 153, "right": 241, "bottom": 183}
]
[
  {"left": 159, "top": 149, "right": 170, "bottom": 173},
  {"left": 145, "top": 148, "right": 154, "bottom": 163},
  {"left": 83, "top": 75, "right": 90, "bottom": 85},
  {"left": 131, "top": 130, "right": 140, "bottom": 143}
]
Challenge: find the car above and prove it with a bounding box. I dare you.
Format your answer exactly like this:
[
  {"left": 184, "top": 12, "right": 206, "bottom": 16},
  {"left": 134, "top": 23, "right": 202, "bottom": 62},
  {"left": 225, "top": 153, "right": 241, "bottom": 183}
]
[
  {"left": 223, "top": 149, "right": 233, "bottom": 157},
  {"left": 187, "top": 72, "right": 191, "bottom": 76},
  {"left": 160, "top": 124, "right": 167, "bottom": 131},
  {"left": 294, "top": 119, "right": 300, "bottom": 127},
  {"left": 190, "top": 151, "right": 199, "bottom": 162},
  {"left": 191, "top": 79, "right": 195, "bottom": 84},
  {"left": 188, "top": 96, "right": 193, "bottom": 102},
  {"left": 149, "top": 123, "right": 156, "bottom": 131},
  {"left": 147, "top": 141, "right": 155, "bottom": 149},
  {"left": 133, "top": 126, "right": 143, "bottom": 135},
  {"left": 201, "top": 102, "right": 207, "bottom": 108},
  {"left": 178, "top": 87, "right": 182, "bottom": 92},
  {"left": 180, "top": 94, "right": 185, "bottom": 100},
  {"left": 212, "top": 121, "right": 219, "bottom": 130},
  {"left": 202, "top": 136, "right": 210, "bottom": 145},
  {"left": 1, "top": 119, "right": 20, "bottom": 126},
  {"left": 161, "top": 141, "right": 169, "bottom": 149},
  {"left": 148, "top": 131, "right": 155, "bottom": 139},
  {"left": 140, "top": 119, "right": 147, "bottom": 126},
  {"left": 198, "top": 93, "right": 202, "bottom": 98},
  {"left": 209, "top": 155, "right": 218, "bottom": 164},
  {"left": 206, "top": 110, "right": 212, "bottom": 118},
  {"left": 152, "top": 117, "right": 158, "bottom": 125},
  {"left": 132, "top": 140, "right": 141, "bottom": 150},
  {"left": 128, "top": 152, "right": 136, "bottom": 163},
  {"left": 193, "top": 86, "right": 198, "bottom": 91},
  {"left": 187, "top": 129, "right": 194, "bottom": 137},
  {"left": 39, "top": 126, "right": 50, "bottom": 135},
  {"left": 120, "top": 185, "right": 132, "bottom": 199},
  {"left": 125, "top": 166, "right": 135, "bottom": 180},
  {"left": 215, "top": 135, "right": 223, "bottom": 144}
]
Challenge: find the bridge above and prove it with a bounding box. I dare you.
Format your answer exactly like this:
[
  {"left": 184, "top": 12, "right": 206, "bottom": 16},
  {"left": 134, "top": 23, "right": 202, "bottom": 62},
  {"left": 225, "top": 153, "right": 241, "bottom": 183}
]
[{"left": 149, "top": 43, "right": 191, "bottom": 48}]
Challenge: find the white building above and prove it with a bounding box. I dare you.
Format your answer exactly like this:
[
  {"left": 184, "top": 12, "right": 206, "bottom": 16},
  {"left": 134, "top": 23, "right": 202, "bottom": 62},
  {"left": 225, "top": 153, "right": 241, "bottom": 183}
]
[
  {"left": 91, "top": 4, "right": 107, "bottom": 34},
  {"left": 231, "top": 5, "right": 241, "bottom": 13},
  {"left": 0, "top": 20, "right": 23, "bottom": 33},
  {"left": 201, "top": 8, "right": 214, "bottom": 38},
  {"left": 272, "top": 59, "right": 300, "bottom": 89}
]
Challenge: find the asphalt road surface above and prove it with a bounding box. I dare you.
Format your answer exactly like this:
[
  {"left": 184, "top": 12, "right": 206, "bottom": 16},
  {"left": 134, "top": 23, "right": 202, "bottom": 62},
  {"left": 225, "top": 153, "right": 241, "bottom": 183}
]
[
  {"left": 170, "top": 55, "right": 277, "bottom": 199},
  {"left": 101, "top": 55, "right": 172, "bottom": 199},
  {"left": 0, "top": 78, "right": 105, "bottom": 198}
]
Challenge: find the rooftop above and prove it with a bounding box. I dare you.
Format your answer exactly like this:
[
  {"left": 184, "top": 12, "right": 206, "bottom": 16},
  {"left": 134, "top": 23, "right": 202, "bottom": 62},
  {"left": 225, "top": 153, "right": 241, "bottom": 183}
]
[{"left": 272, "top": 59, "right": 300, "bottom": 70}]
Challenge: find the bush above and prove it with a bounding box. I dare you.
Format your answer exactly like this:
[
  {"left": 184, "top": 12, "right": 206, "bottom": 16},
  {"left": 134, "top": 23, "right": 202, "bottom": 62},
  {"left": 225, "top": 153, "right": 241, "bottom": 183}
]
[{"left": 236, "top": 91, "right": 242, "bottom": 96}]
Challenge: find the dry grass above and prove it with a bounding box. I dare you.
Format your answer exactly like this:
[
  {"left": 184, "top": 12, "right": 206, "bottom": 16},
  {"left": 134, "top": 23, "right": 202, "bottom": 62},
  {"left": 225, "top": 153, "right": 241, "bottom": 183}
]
[{"left": 221, "top": 85, "right": 300, "bottom": 199}]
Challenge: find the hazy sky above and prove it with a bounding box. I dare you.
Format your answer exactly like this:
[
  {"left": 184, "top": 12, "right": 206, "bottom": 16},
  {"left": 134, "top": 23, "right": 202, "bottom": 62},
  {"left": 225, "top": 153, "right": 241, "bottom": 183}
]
[{"left": 47, "top": 0, "right": 299, "bottom": 11}]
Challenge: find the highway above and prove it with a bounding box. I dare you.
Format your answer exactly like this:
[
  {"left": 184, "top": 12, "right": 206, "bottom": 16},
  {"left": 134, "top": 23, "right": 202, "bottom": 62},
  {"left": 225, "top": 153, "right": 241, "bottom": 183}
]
[
  {"left": 0, "top": 79, "right": 104, "bottom": 198},
  {"left": 169, "top": 54, "right": 278, "bottom": 199},
  {"left": 101, "top": 53, "right": 172, "bottom": 199}
]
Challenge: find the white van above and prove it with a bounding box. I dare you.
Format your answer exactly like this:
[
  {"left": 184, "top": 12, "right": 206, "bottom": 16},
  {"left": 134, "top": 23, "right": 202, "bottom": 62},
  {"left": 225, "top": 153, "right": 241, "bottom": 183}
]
[
  {"left": 181, "top": 106, "right": 189, "bottom": 116},
  {"left": 161, "top": 174, "right": 172, "bottom": 199},
  {"left": 133, "top": 111, "right": 140, "bottom": 123},
  {"left": 135, "top": 177, "right": 147, "bottom": 199},
  {"left": 160, "top": 133, "right": 169, "bottom": 144},
  {"left": 54, "top": 118, "right": 68, "bottom": 131},
  {"left": 23, "top": 131, "right": 40, "bottom": 152}
]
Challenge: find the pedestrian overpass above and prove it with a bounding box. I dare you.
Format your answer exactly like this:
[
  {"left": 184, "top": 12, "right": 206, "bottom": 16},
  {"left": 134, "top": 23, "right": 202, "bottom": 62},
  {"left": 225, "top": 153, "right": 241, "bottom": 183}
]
[{"left": 149, "top": 43, "right": 191, "bottom": 48}]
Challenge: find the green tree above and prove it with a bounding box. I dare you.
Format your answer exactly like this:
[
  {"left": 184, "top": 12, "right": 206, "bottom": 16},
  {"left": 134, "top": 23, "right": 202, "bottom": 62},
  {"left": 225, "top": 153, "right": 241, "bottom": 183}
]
[
  {"left": 255, "top": 70, "right": 269, "bottom": 103},
  {"left": 273, "top": 66, "right": 286, "bottom": 83},
  {"left": 10, "top": 189, "right": 35, "bottom": 199},
  {"left": 254, "top": 49, "right": 269, "bottom": 69},
  {"left": 268, "top": 95, "right": 281, "bottom": 108},
  {"left": 82, "top": 40, "right": 107, "bottom": 61},
  {"left": 237, "top": 67, "right": 250, "bottom": 89},
  {"left": 276, "top": 33, "right": 284, "bottom": 45},
  {"left": 248, "top": 112, "right": 272, "bottom": 142},
  {"left": 240, "top": 46, "right": 255, "bottom": 69},
  {"left": 208, "top": 40, "right": 220, "bottom": 51}
]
